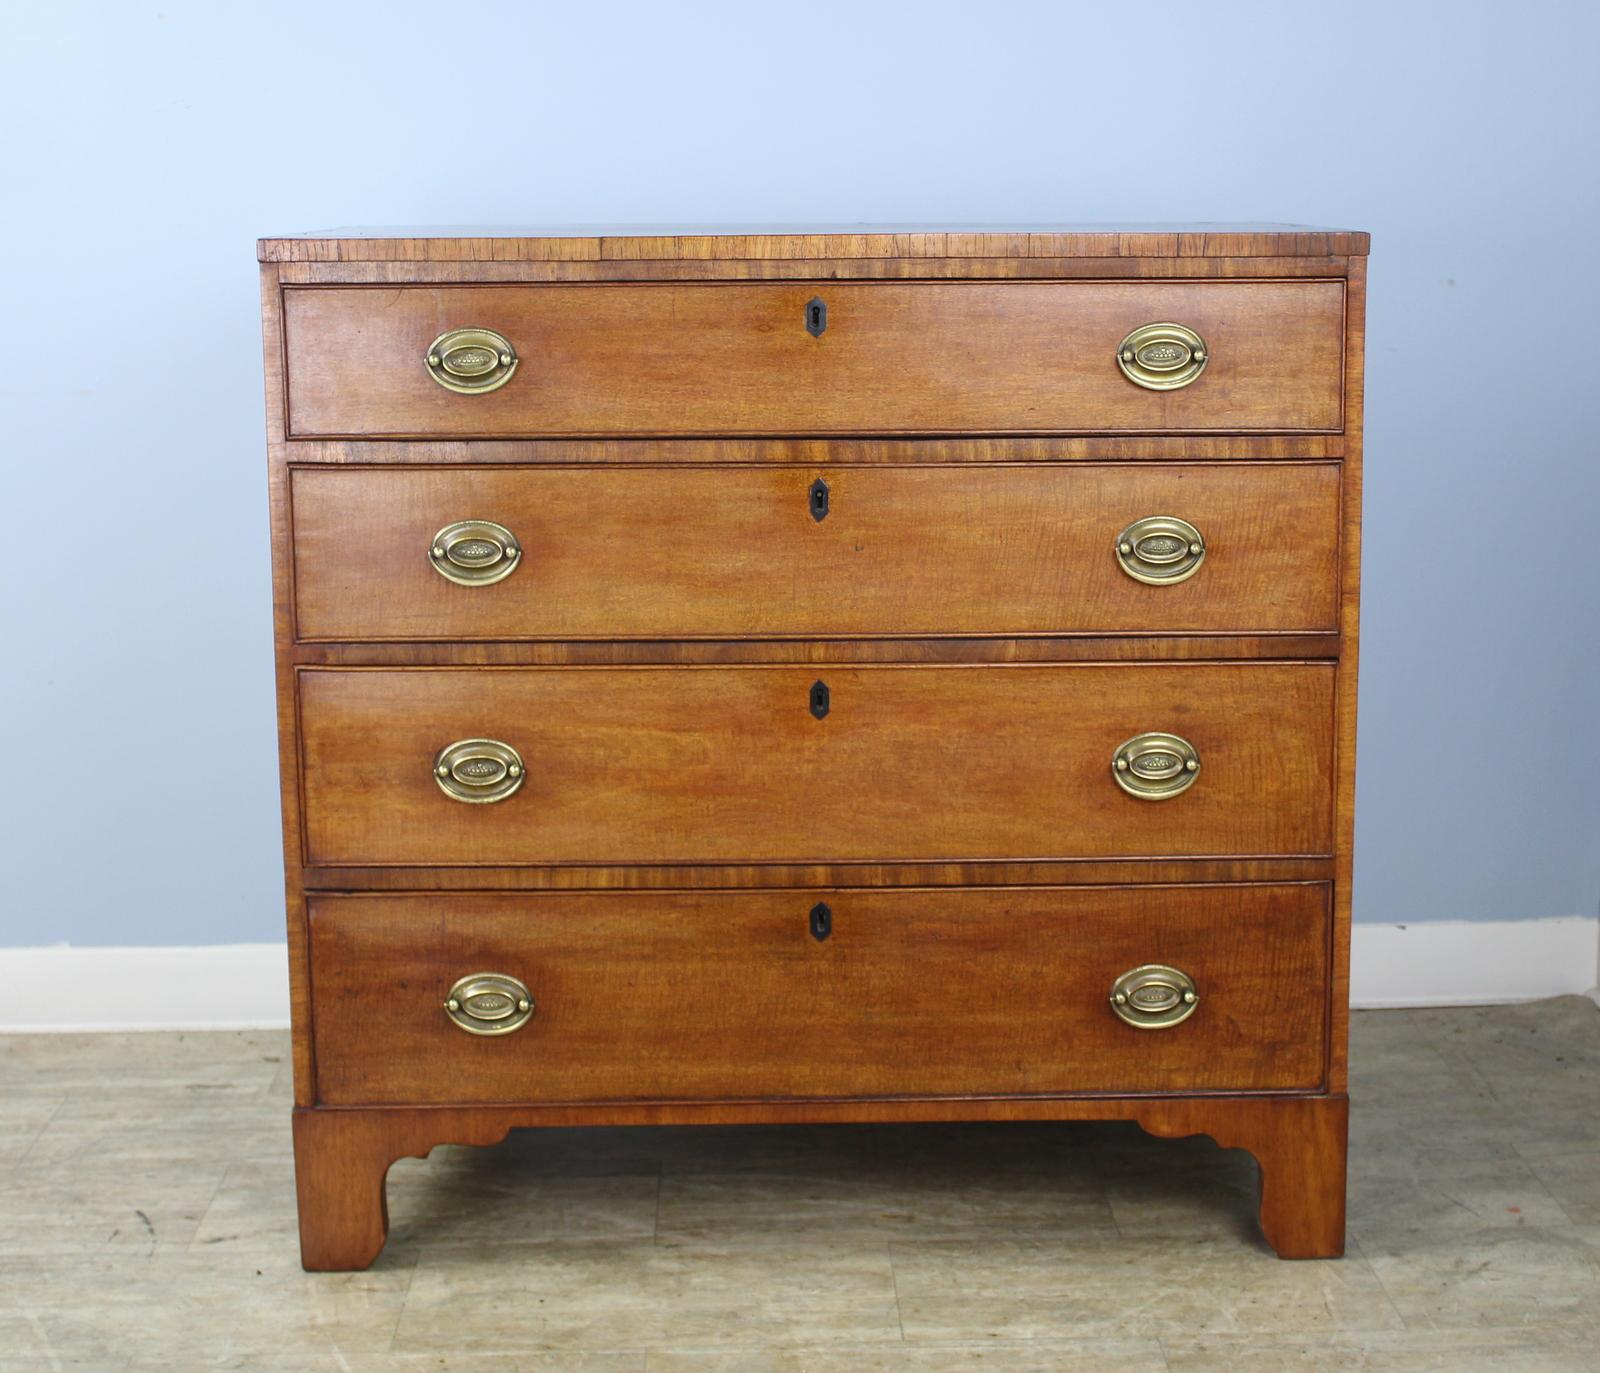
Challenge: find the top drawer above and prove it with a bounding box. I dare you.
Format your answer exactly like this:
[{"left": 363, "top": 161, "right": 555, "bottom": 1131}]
[{"left": 282, "top": 281, "right": 1346, "bottom": 438}]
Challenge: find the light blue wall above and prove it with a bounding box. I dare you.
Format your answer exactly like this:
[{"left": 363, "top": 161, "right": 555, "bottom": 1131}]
[{"left": 2, "top": 1, "right": 1597, "bottom": 946}]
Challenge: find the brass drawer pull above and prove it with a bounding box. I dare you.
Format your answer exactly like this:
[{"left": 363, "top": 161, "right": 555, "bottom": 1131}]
[
  {"left": 429, "top": 519, "right": 521, "bottom": 586},
  {"left": 1116, "top": 515, "right": 1206, "bottom": 585},
  {"left": 1115, "top": 322, "right": 1208, "bottom": 391},
  {"left": 1110, "top": 964, "right": 1199, "bottom": 1029},
  {"left": 1112, "top": 732, "right": 1200, "bottom": 800},
  {"left": 433, "top": 738, "right": 526, "bottom": 804},
  {"left": 444, "top": 973, "right": 534, "bottom": 1035},
  {"left": 425, "top": 327, "right": 518, "bottom": 394}
]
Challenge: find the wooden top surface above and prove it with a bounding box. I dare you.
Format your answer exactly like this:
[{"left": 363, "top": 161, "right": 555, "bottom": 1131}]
[{"left": 258, "top": 224, "right": 1369, "bottom": 263}]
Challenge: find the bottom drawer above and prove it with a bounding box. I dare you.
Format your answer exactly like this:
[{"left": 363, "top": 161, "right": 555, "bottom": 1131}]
[{"left": 308, "top": 884, "right": 1330, "bottom": 1105}]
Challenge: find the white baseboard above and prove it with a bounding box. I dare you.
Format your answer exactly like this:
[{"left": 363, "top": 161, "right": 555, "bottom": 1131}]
[
  {"left": 1, "top": 919, "right": 1596, "bottom": 1032},
  {"left": 1350, "top": 916, "right": 1599, "bottom": 1009},
  {"left": 0, "top": 944, "right": 290, "bottom": 1033}
]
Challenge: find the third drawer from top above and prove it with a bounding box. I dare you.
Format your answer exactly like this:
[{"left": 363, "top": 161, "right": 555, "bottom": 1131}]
[{"left": 297, "top": 662, "right": 1334, "bottom": 867}]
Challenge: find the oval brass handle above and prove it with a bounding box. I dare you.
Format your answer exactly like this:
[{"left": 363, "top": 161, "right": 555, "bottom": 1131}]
[
  {"left": 1116, "top": 515, "right": 1206, "bottom": 585},
  {"left": 1116, "top": 322, "right": 1208, "bottom": 391},
  {"left": 444, "top": 972, "right": 535, "bottom": 1036},
  {"left": 425, "top": 327, "right": 518, "bottom": 394},
  {"left": 430, "top": 520, "right": 522, "bottom": 586},
  {"left": 1112, "top": 732, "right": 1200, "bottom": 800},
  {"left": 433, "top": 738, "right": 525, "bottom": 804},
  {"left": 1110, "top": 964, "right": 1199, "bottom": 1029}
]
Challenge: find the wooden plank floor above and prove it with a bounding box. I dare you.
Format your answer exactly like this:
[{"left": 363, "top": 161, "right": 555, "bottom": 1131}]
[{"left": 2, "top": 999, "right": 1597, "bottom": 1371}]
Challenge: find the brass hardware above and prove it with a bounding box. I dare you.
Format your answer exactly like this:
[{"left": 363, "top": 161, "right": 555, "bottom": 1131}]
[
  {"left": 444, "top": 972, "right": 535, "bottom": 1036},
  {"left": 1112, "top": 732, "right": 1200, "bottom": 800},
  {"left": 1115, "top": 515, "right": 1206, "bottom": 585},
  {"left": 1110, "top": 964, "right": 1199, "bottom": 1030},
  {"left": 429, "top": 520, "right": 522, "bottom": 587},
  {"left": 432, "top": 738, "right": 526, "bottom": 804},
  {"left": 424, "top": 327, "right": 518, "bottom": 394},
  {"left": 1115, "top": 322, "right": 1209, "bottom": 391}
]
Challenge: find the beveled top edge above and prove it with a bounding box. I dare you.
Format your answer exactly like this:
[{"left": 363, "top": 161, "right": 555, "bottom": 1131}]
[{"left": 257, "top": 224, "right": 1371, "bottom": 263}]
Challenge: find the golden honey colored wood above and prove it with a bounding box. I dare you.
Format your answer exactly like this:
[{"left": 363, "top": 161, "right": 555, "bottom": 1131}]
[
  {"left": 297, "top": 662, "right": 1334, "bottom": 867},
  {"left": 283, "top": 281, "right": 1345, "bottom": 437},
  {"left": 307, "top": 884, "right": 1330, "bottom": 1105},
  {"left": 259, "top": 225, "right": 1368, "bottom": 1269},
  {"left": 291, "top": 463, "right": 1341, "bottom": 641}
]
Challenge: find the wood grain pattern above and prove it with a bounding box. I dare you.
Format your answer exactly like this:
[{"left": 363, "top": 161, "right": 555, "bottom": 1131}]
[
  {"left": 291, "top": 635, "right": 1342, "bottom": 667},
  {"left": 297, "top": 662, "right": 1335, "bottom": 867},
  {"left": 283, "top": 281, "right": 1345, "bottom": 437},
  {"left": 300, "top": 857, "right": 1336, "bottom": 891},
  {"left": 275, "top": 255, "right": 1359, "bottom": 284},
  {"left": 260, "top": 227, "right": 1367, "bottom": 1270},
  {"left": 1328, "top": 255, "right": 1367, "bottom": 1093},
  {"left": 307, "top": 883, "right": 1330, "bottom": 1105},
  {"left": 259, "top": 265, "right": 316, "bottom": 1106},
  {"left": 290, "top": 463, "right": 1341, "bottom": 641},
  {"left": 259, "top": 225, "right": 1371, "bottom": 263},
  {"left": 280, "top": 433, "right": 1347, "bottom": 466},
  {"left": 291, "top": 1092, "right": 1348, "bottom": 1270}
]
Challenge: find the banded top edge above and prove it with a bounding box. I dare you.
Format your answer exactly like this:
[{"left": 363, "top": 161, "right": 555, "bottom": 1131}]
[{"left": 257, "top": 223, "right": 1370, "bottom": 263}]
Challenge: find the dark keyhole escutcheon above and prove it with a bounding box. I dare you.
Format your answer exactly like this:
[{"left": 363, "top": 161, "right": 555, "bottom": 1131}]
[
  {"left": 806, "top": 296, "right": 827, "bottom": 337},
  {"left": 809, "top": 477, "right": 830, "bottom": 522},
  {"left": 810, "top": 902, "right": 833, "bottom": 942},
  {"left": 809, "top": 680, "right": 830, "bottom": 720}
]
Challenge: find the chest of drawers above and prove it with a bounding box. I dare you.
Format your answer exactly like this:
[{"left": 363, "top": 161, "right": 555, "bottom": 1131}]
[{"left": 258, "top": 225, "right": 1368, "bottom": 1269}]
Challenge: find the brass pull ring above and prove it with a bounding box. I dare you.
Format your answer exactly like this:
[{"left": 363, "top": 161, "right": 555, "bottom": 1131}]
[
  {"left": 429, "top": 520, "right": 522, "bottom": 586},
  {"left": 425, "top": 327, "right": 518, "bottom": 394},
  {"left": 1115, "top": 515, "right": 1206, "bottom": 585},
  {"left": 1110, "top": 964, "right": 1199, "bottom": 1029},
  {"left": 433, "top": 738, "right": 526, "bottom": 804},
  {"left": 1116, "top": 322, "right": 1209, "bottom": 391},
  {"left": 1112, "top": 732, "right": 1200, "bottom": 800},
  {"left": 444, "top": 973, "right": 535, "bottom": 1035}
]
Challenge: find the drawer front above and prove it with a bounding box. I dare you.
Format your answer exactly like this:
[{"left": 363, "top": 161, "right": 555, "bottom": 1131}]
[
  {"left": 298, "top": 663, "right": 1333, "bottom": 866},
  {"left": 308, "top": 884, "right": 1330, "bottom": 1104},
  {"left": 283, "top": 281, "right": 1345, "bottom": 437},
  {"left": 292, "top": 463, "right": 1341, "bottom": 641}
]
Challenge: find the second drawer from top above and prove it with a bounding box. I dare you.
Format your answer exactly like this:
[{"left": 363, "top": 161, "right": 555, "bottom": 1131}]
[{"left": 291, "top": 462, "right": 1341, "bottom": 641}]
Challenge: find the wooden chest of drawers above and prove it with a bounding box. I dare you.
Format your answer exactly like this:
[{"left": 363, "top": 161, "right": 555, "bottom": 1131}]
[{"left": 258, "top": 225, "right": 1368, "bottom": 1269}]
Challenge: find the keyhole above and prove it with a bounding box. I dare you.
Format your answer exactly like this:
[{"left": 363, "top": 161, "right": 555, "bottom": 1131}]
[
  {"left": 809, "top": 478, "right": 830, "bottom": 522},
  {"left": 805, "top": 296, "right": 827, "bottom": 337},
  {"left": 810, "top": 902, "right": 832, "bottom": 942}
]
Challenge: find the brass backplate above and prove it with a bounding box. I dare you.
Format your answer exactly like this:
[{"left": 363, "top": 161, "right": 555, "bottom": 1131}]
[
  {"left": 1115, "top": 515, "right": 1206, "bottom": 585},
  {"left": 425, "top": 327, "right": 518, "bottom": 394},
  {"left": 433, "top": 738, "right": 526, "bottom": 804},
  {"left": 1115, "top": 322, "right": 1209, "bottom": 391},
  {"left": 444, "top": 972, "right": 535, "bottom": 1036},
  {"left": 1110, "top": 964, "right": 1199, "bottom": 1030},
  {"left": 429, "top": 519, "right": 522, "bottom": 587},
  {"left": 1111, "top": 731, "right": 1200, "bottom": 800}
]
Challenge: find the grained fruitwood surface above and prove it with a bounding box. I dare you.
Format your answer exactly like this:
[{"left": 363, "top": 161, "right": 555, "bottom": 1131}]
[
  {"left": 262, "top": 226, "right": 1368, "bottom": 1266},
  {"left": 283, "top": 281, "right": 1344, "bottom": 437},
  {"left": 297, "top": 662, "right": 1335, "bottom": 867},
  {"left": 291, "top": 462, "right": 1341, "bottom": 642},
  {"left": 308, "top": 884, "right": 1331, "bottom": 1105}
]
